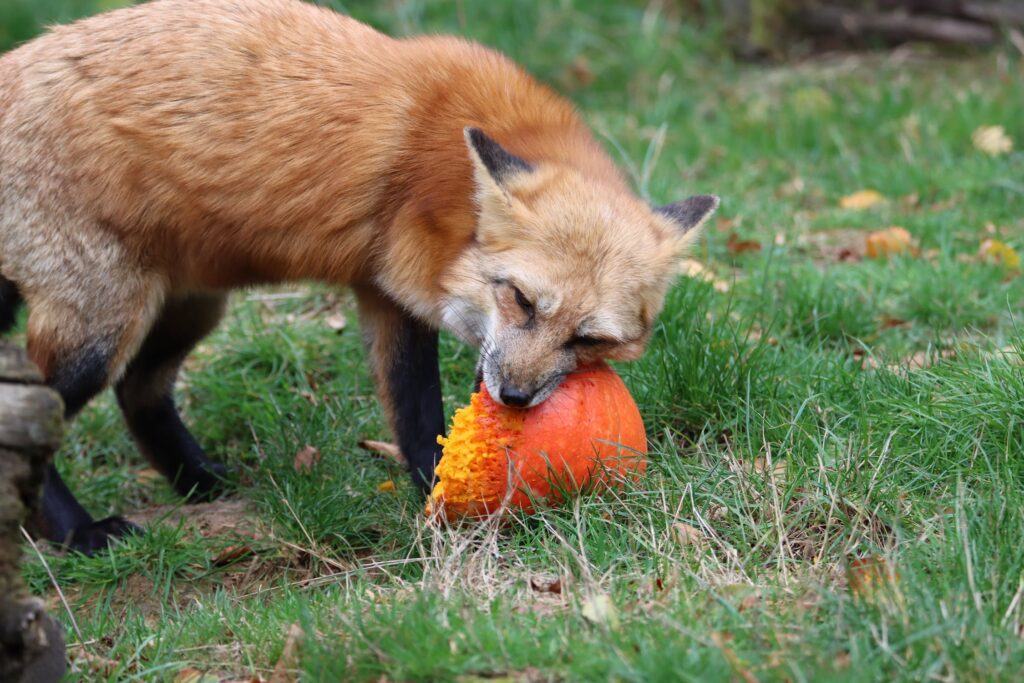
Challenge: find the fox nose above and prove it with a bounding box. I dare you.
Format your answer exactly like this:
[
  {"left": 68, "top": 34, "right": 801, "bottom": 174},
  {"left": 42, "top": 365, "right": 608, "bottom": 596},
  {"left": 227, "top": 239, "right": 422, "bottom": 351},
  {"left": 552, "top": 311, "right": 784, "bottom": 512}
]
[{"left": 499, "top": 384, "right": 533, "bottom": 407}]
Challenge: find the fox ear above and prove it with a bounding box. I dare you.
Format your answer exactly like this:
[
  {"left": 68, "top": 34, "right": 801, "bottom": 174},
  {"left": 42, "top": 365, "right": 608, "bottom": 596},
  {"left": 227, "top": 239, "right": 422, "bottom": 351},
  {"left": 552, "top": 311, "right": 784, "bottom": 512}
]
[
  {"left": 656, "top": 195, "right": 720, "bottom": 233},
  {"left": 464, "top": 127, "right": 533, "bottom": 190}
]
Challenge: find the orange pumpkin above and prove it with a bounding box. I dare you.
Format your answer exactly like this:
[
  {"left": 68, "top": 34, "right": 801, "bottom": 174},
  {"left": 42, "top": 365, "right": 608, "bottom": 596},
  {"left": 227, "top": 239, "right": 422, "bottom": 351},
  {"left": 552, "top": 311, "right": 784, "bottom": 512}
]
[{"left": 426, "top": 363, "right": 648, "bottom": 520}]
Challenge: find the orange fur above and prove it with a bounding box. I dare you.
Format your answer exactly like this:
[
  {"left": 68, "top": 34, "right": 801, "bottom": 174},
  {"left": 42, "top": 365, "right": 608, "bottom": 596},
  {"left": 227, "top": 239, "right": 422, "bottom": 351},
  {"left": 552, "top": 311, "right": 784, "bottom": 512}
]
[
  {"left": 1, "top": 0, "right": 618, "bottom": 298},
  {"left": 0, "top": 0, "right": 716, "bottom": 416}
]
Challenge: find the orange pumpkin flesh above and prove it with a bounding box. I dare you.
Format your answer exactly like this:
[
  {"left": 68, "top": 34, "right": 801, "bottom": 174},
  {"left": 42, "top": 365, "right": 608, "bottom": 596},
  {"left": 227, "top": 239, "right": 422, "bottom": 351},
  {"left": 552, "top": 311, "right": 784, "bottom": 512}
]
[{"left": 427, "top": 363, "right": 647, "bottom": 520}]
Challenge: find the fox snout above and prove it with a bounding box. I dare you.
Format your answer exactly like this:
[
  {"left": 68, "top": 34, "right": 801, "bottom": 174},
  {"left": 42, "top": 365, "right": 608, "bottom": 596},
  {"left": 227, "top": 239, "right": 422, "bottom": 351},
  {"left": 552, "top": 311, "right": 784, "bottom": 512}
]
[{"left": 479, "top": 339, "right": 573, "bottom": 409}]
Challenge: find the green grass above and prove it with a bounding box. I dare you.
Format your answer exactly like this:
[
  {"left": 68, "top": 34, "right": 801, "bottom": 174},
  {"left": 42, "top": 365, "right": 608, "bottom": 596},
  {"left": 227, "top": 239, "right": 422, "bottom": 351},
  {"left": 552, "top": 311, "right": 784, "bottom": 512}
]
[{"left": 6, "top": 0, "right": 1024, "bottom": 681}]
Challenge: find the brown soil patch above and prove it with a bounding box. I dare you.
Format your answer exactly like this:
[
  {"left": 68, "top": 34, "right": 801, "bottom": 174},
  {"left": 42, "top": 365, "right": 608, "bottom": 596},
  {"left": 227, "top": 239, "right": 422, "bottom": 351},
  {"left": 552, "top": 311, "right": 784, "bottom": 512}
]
[{"left": 129, "top": 498, "right": 264, "bottom": 540}]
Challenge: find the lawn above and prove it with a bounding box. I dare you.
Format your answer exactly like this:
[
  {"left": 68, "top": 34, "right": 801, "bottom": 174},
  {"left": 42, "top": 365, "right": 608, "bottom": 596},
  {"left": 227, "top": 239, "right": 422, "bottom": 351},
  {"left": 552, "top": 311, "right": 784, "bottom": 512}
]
[{"left": 6, "top": 1, "right": 1024, "bottom": 681}]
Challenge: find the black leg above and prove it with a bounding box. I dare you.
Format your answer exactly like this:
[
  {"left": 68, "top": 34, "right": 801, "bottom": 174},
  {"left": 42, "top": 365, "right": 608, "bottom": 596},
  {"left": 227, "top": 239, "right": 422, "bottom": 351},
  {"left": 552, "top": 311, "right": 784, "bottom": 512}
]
[
  {"left": 38, "top": 465, "right": 140, "bottom": 555},
  {"left": 356, "top": 287, "right": 446, "bottom": 492},
  {"left": 30, "top": 343, "right": 141, "bottom": 554},
  {"left": 388, "top": 316, "right": 446, "bottom": 491},
  {"left": 115, "top": 294, "right": 226, "bottom": 500}
]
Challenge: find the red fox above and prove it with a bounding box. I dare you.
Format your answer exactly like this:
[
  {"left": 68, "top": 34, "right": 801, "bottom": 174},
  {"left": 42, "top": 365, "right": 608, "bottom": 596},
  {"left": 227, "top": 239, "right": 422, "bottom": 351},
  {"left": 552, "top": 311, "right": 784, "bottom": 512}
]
[{"left": 0, "top": 0, "right": 717, "bottom": 554}]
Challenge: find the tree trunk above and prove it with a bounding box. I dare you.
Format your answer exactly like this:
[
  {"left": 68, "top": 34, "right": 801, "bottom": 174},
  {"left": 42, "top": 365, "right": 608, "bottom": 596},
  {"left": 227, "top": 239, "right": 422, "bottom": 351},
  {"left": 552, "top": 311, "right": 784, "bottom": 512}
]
[{"left": 0, "top": 345, "right": 66, "bottom": 683}]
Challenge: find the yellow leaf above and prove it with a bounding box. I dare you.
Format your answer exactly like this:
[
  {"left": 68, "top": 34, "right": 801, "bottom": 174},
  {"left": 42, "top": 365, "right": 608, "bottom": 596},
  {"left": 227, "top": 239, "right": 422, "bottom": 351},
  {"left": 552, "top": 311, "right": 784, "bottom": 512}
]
[
  {"left": 972, "top": 125, "right": 1013, "bottom": 156},
  {"left": 839, "top": 190, "right": 885, "bottom": 210},
  {"left": 678, "top": 258, "right": 708, "bottom": 279},
  {"left": 679, "top": 258, "right": 731, "bottom": 292},
  {"left": 846, "top": 556, "right": 900, "bottom": 604},
  {"left": 979, "top": 239, "right": 1021, "bottom": 270},
  {"left": 865, "top": 227, "right": 914, "bottom": 259},
  {"left": 581, "top": 593, "right": 620, "bottom": 630},
  {"left": 377, "top": 479, "right": 396, "bottom": 493}
]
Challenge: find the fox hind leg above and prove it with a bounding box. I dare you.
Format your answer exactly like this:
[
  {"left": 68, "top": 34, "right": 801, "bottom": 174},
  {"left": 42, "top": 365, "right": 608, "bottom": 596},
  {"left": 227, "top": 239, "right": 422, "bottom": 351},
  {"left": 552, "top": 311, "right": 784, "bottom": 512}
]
[
  {"left": 115, "top": 293, "right": 228, "bottom": 501},
  {"left": 22, "top": 273, "right": 167, "bottom": 554},
  {"left": 29, "top": 337, "right": 144, "bottom": 554}
]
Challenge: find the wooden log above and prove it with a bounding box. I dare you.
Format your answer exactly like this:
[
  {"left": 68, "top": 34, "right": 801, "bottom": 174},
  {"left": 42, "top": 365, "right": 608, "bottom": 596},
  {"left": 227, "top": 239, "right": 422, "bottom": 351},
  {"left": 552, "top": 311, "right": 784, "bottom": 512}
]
[
  {"left": 798, "top": 4, "right": 997, "bottom": 46},
  {"left": 714, "top": 0, "right": 1015, "bottom": 56},
  {"left": 962, "top": 1, "right": 1024, "bottom": 27},
  {"left": 0, "top": 345, "right": 66, "bottom": 683}
]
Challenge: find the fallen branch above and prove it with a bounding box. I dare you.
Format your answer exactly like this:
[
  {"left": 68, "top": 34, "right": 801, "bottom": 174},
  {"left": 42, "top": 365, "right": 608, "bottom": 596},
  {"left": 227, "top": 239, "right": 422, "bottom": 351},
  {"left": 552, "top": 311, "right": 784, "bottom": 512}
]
[{"left": 799, "top": 5, "right": 997, "bottom": 46}]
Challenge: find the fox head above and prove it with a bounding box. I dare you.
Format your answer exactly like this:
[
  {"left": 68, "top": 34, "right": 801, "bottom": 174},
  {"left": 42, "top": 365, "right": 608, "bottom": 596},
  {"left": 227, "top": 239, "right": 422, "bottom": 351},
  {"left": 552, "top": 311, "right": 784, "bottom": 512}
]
[{"left": 441, "top": 128, "right": 718, "bottom": 408}]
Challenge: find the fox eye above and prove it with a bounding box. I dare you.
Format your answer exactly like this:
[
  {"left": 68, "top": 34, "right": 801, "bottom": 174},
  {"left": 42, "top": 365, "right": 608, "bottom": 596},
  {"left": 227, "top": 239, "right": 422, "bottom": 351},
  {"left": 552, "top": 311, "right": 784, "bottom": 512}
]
[
  {"left": 512, "top": 286, "right": 534, "bottom": 317},
  {"left": 566, "top": 335, "right": 605, "bottom": 349}
]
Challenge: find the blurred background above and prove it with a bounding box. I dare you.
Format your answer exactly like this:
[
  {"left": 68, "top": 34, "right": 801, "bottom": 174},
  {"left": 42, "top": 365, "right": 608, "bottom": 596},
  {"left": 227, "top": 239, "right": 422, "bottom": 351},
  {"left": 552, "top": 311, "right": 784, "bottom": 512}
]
[{"left": 4, "top": 1, "right": 1023, "bottom": 55}]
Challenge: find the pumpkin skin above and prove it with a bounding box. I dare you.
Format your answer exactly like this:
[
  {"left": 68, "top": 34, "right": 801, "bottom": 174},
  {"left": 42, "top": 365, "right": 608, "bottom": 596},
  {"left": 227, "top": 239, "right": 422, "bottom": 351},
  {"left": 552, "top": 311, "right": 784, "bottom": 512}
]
[{"left": 427, "top": 363, "right": 647, "bottom": 520}]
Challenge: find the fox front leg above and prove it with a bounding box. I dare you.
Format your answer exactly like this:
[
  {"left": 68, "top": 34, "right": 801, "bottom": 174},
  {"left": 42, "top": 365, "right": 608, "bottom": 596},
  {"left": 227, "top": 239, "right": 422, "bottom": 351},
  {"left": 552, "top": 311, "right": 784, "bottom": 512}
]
[{"left": 355, "top": 287, "right": 445, "bottom": 491}]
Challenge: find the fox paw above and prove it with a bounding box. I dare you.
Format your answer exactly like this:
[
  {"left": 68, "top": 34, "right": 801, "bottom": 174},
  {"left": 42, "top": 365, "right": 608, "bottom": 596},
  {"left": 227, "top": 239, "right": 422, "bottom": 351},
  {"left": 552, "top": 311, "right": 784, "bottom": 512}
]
[
  {"left": 66, "top": 516, "right": 142, "bottom": 556},
  {"left": 179, "top": 461, "right": 229, "bottom": 502}
]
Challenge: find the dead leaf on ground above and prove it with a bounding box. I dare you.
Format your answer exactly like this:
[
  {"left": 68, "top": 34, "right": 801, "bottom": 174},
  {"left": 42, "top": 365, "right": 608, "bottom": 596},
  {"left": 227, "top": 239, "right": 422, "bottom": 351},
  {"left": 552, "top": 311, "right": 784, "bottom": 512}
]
[
  {"left": 776, "top": 176, "right": 805, "bottom": 197},
  {"left": 581, "top": 593, "right": 620, "bottom": 630},
  {"left": 846, "top": 556, "right": 900, "bottom": 601},
  {"left": 797, "top": 228, "right": 866, "bottom": 263},
  {"left": 377, "top": 479, "right": 396, "bottom": 493},
  {"left": 896, "top": 348, "right": 956, "bottom": 371},
  {"left": 679, "top": 258, "right": 708, "bottom": 279},
  {"left": 738, "top": 592, "right": 761, "bottom": 612},
  {"left": 69, "top": 650, "right": 121, "bottom": 677},
  {"left": 865, "top": 226, "right": 915, "bottom": 259},
  {"left": 752, "top": 457, "right": 788, "bottom": 480},
  {"left": 979, "top": 239, "right": 1021, "bottom": 271},
  {"left": 678, "top": 258, "right": 731, "bottom": 292},
  {"left": 716, "top": 215, "right": 740, "bottom": 232},
  {"left": 213, "top": 544, "right": 254, "bottom": 567},
  {"left": 672, "top": 522, "right": 706, "bottom": 549},
  {"left": 292, "top": 445, "right": 321, "bottom": 474},
  {"left": 359, "top": 439, "right": 407, "bottom": 467},
  {"left": 324, "top": 312, "right": 347, "bottom": 333},
  {"left": 880, "top": 316, "right": 910, "bottom": 330},
  {"left": 560, "top": 56, "right": 594, "bottom": 88},
  {"left": 175, "top": 668, "right": 222, "bottom": 683},
  {"left": 530, "top": 576, "right": 563, "bottom": 594},
  {"left": 726, "top": 232, "right": 762, "bottom": 255},
  {"left": 972, "top": 125, "right": 1013, "bottom": 156},
  {"left": 839, "top": 189, "right": 885, "bottom": 210},
  {"left": 135, "top": 467, "right": 163, "bottom": 485},
  {"left": 269, "top": 624, "right": 304, "bottom": 683},
  {"left": 711, "top": 632, "right": 758, "bottom": 683}
]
